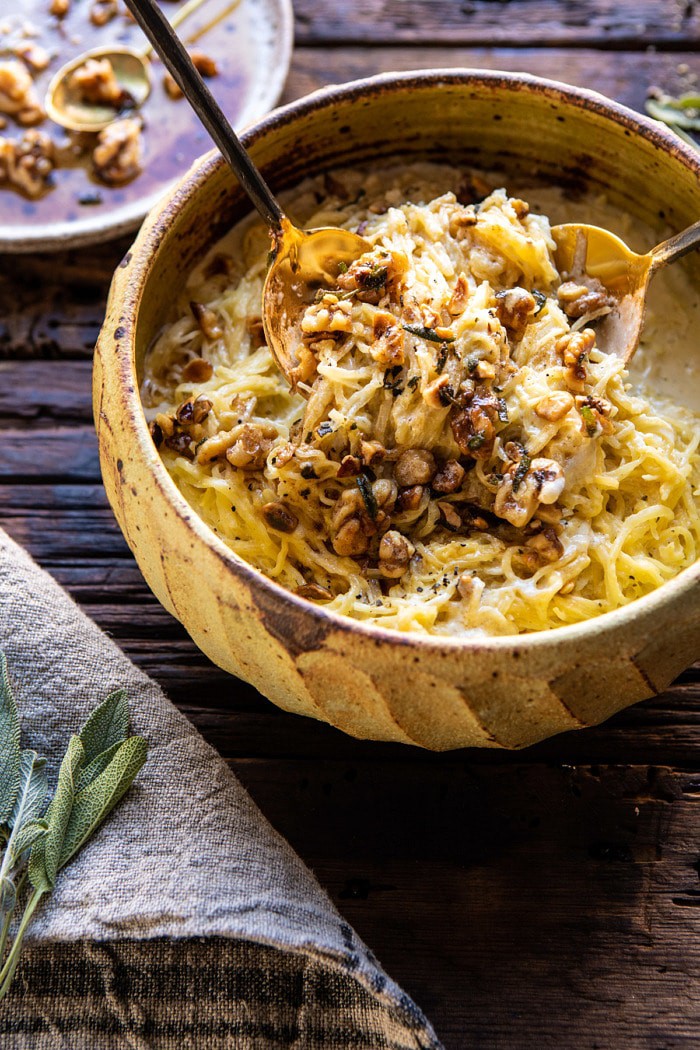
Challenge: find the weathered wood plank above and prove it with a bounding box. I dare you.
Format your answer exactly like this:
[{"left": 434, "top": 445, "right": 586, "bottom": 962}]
[
  {"left": 0, "top": 361, "right": 93, "bottom": 424},
  {"left": 227, "top": 758, "right": 700, "bottom": 1050},
  {"left": 293, "top": 0, "right": 700, "bottom": 47},
  {"left": 0, "top": 430, "right": 101, "bottom": 480},
  {"left": 286, "top": 47, "right": 699, "bottom": 117}
]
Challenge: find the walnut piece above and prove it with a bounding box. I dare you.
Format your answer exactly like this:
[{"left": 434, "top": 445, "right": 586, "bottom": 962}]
[
  {"left": 0, "top": 61, "right": 44, "bottom": 126},
  {"left": 225, "top": 423, "right": 277, "bottom": 470},
  {"left": 495, "top": 287, "right": 537, "bottom": 341},
  {"left": 378, "top": 530, "right": 415, "bottom": 578},
  {"left": 0, "top": 129, "right": 54, "bottom": 198},
  {"left": 394, "top": 449, "right": 436, "bottom": 487},
  {"left": 92, "top": 117, "right": 142, "bottom": 185}
]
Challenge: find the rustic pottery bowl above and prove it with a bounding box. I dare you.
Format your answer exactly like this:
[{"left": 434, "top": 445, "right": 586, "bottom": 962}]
[{"left": 94, "top": 70, "right": 700, "bottom": 751}]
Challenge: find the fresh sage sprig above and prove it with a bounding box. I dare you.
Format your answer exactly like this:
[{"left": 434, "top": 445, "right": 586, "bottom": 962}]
[
  {"left": 0, "top": 651, "right": 147, "bottom": 1000},
  {"left": 645, "top": 90, "right": 700, "bottom": 149}
]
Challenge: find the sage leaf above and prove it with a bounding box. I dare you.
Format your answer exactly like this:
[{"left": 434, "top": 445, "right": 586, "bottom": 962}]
[
  {"left": 39, "top": 737, "right": 84, "bottom": 888},
  {"left": 78, "top": 690, "right": 129, "bottom": 765},
  {"left": 11, "top": 818, "right": 48, "bottom": 861},
  {"left": 8, "top": 751, "right": 47, "bottom": 835},
  {"left": 0, "top": 652, "right": 21, "bottom": 827},
  {"left": 75, "top": 741, "right": 123, "bottom": 794},
  {"left": 0, "top": 876, "right": 15, "bottom": 917},
  {"left": 58, "top": 736, "right": 147, "bottom": 870}
]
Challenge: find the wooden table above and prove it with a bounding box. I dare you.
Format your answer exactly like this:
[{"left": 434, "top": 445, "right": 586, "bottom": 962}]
[{"left": 2, "top": 3, "right": 699, "bottom": 1046}]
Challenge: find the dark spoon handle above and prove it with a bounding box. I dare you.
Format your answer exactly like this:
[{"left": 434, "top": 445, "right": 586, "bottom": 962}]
[{"left": 123, "top": 0, "right": 284, "bottom": 232}]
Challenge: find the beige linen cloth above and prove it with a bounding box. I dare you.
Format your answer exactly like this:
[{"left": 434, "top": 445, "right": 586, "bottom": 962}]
[{"left": 0, "top": 527, "right": 442, "bottom": 1050}]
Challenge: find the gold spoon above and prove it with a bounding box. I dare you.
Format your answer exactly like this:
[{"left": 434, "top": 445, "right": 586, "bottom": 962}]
[
  {"left": 123, "top": 0, "right": 370, "bottom": 389},
  {"left": 45, "top": 0, "right": 215, "bottom": 134},
  {"left": 552, "top": 218, "right": 700, "bottom": 363}
]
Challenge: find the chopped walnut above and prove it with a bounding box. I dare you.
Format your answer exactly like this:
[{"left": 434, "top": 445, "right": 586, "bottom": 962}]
[
  {"left": 558, "top": 278, "right": 615, "bottom": 318},
  {"left": 495, "top": 287, "right": 537, "bottom": 341},
  {"left": 494, "top": 454, "right": 565, "bottom": 528},
  {"left": 50, "top": 0, "right": 70, "bottom": 14},
  {"left": 0, "top": 129, "right": 55, "bottom": 198},
  {"left": 301, "top": 294, "right": 353, "bottom": 336},
  {"left": 15, "top": 44, "right": 50, "bottom": 73},
  {"left": 90, "top": 0, "right": 118, "bottom": 26},
  {"left": 225, "top": 423, "right": 277, "bottom": 470},
  {"left": 359, "top": 439, "right": 386, "bottom": 466},
  {"left": 447, "top": 272, "right": 469, "bottom": 316},
  {"left": 336, "top": 249, "right": 407, "bottom": 304},
  {"left": 190, "top": 301, "right": 224, "bottom": 340},
  {"left": 262, "top": 501, "right": 298, "bottom": 533},
  {"left": 70, "top": 58, "right": 127, "bottom": 107},
  {"left": 438, "top": 501, "right": 462, "bottom": 531},
  {"left": 371, "top": 312, "right": 405, "bottom": 366},
  {"left": 555, "top": 328, "right": 596, "bottom": 393},
  {"left": 331, "top": 487, "right": 371, "bottom": 557},
  {"left": 378, "top": 530, "right": 415, "bottom": 578},
  {"left": 163, "top": 73, "right": 184, "bottom": 101},
  {"left": 175, "top": 394, "right": 212, "bottom": 426},
  {"left": 512, "top": 527, "right": 564, "bottom": 574},
  {"left": 337, "top": 454, "right": 362, "bottom": 477},
  {"left": 423, "top": 374, "right": 451, "bottom": 409},
  {"left": 576, "top": 394, "right": 614, "bottom": 436},
  {"left": 432, "top": 459, "right": 465, "bottom": 494},
  {"left": 394, "top": 449, "right": 436, "bottom": 487},
  {"left": 448, "top": 208, "right": 478, "bottom": 238},
  {"left": 0, "top": 61, "right": 44, "bottom": 126},
  {"left": 182, "top": 357, "right": 213, "bottom": 383},
  {"left": 534, "top": 391, "right": 575, "bottom": 422},
  {"left": 92, "top": 117, "right": 142, "bottom": 185},
  {"left": 190, "top": 51, "right": 219, "bottom": 78},
  {"left": 396, "top": 485, "right": 424, "bottom": 512},
  {"left": 451, "top": 397, "right": 499, "bottom": 460}
]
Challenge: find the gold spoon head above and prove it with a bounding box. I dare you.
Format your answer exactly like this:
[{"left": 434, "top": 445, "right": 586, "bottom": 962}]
[
  {"left": 45, "top": 45, "right": 152, "bottom": 134},
  {"left": 262, "top": 218, "right": 371, "bottom": 389},
  {"left": 551, "top": 222, "right": 653, "bottom": 363}
]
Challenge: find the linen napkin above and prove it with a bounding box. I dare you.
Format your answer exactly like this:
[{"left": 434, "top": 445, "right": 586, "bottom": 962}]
[{"left": 0, "top": 526, "right": 442, "bottom": 1050}]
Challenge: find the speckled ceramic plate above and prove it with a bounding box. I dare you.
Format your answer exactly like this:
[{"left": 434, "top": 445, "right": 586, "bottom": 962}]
[{"left": 0, "top": 0, "right": 293, "bottom": 252}]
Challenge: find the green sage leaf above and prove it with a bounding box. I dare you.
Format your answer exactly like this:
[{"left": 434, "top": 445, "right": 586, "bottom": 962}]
[
  {"left": 58, "top": 736, "right": 147, "bottom": 870},
  {"left": 77, "top": 690, "right": 129, "bottom": 766},
  {"left": 41, "top": 736, "right": 84, "bottom": 887},
  {"left": 0, "top": 652, "right": 21, "bottom": 827},
  {"left": 0, "top": 876, "right": 15, "bottom": 917},
  {"left": 8, "top": 751, "right": 48, "bottom": 834},
  {"left": 75, "top": 741, "right": 124, "bottom": 794},
  {"left": 11, "top": 818, "right": 48, "bottom": 861}
]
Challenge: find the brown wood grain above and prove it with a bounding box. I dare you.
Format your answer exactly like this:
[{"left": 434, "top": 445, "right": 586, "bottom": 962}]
[
  {"left": 292, "top": 0, "right": 700, "bottom": 47},
  {"left": 2, "top": 8, "right": 700, "bottom": 1047}
]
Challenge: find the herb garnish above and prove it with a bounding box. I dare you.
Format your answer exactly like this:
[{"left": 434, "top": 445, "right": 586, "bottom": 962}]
[
  {"left": 0, "top": 652, "right": 147, "bottom": 1000},
  {"left": 356, "top": 475, "right": 378, "bottom": 519},
  {"left": 579, "top": 403, "right": 598, "bottom": 436},
  {"left": 403, "top": 324, "right": 455, "bottom": 344},
  {"left": 645, "top": 90, "right": 700, "bottom": 148},
  {"left": 532, "top": 290, "right": 547, "bottom": 315},
  {"left": 512, "top": 452, "right": 531, "bottom": 493}
]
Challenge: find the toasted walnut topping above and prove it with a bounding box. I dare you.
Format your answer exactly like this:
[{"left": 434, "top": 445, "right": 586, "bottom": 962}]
[
  {"left": 262, "top": 501, "right": 298, "bottom": 533},
  {"left": 176, "top": 394, "right": 212, "bottom": 426},
  {"left": 163, "top": 73, "right": 183, "bottom": 100},
  {"left": 301, "top": 293, "right": 353, "bottom": 336},
  {"left": 153, "top": 413, "right": 175, "bottom": 439},
  {"left": 558, "top": 278, "right": 615, "bottom": 318},
  {"left": 526, "top": 527, "right": 564, "bottom": 563},
  {"left": 495, "top": 287, "right": 537, "bottom": 341},
  {"left": 149, "top": 419, "right": 163, "bottom": 448},
  {"left": 451, "top": 398, "right": 498, "bottom": 460},
  {"left": 576, "top": 394, "right": 614, "bottom": 436},
  {"left": 336, "top": 249, "right": 407, "bottom": 304},
  {"left": 190, "top": 51, "right": 219, "bottom": 78},
  {"left": 448, "top": 208, "right": 478, "bottom": 238},
  {"left": 394, "top": 449, "right": 437, "bottom": 487},
  {"left": 90, "top": 0, "right": 118, "bottom": 26},
  {"left": 457, "top": 572, "right": 478, "bottom": 601},
  {"left": 437, "top": 501, "right": 462, "bottom": 531},
  {"left": 224, "top": 423, "right": 277, "bottom": 470},
  {"left": 0, "top": 129, "right": 54, "bottom": 198},
  {"left": 196, "top": 430, "right": 238, "bottom": 464},
  {"left": 190, "top": 301, "right": 223, "bottom": 340},
  {"left": 92, "top": 117, "right": 142, "bottom": 185},
  {"left": 359, "top": 439, "right": 385, "bottom": 466},
  {"left": 494, "top": 455, "right": 566, "bottom": 528},
  {"left": 371, "top": 312, "right": 405, "bottom": 366},
  {"left": 182, "top": 357, "right": 213, "bottom": 383},
  {"left": 164, "top": 430, "right": 195, "bottom": 459},
  {"left": 50, "top": 0, "right": 70, "bottom": 15},
  {"left": 0, "top": 61, "right": 44, "bottom": 126},
  {"left": 397, "top": 485, "right": 424, "bottom": 512},
  {"left": 331, "top": 488, "right": 371, "bottom": 557},
  {"left": 70, "top": 57, "right": 126, "bottom": 106},
  {"left": 423, "top": 374, "right": 451, "bottom": 409},
  {"left": 296, "top": 583, "right": 333, "bottom": 601},
  {"left": 378, "top": 530, "right": 415, "bottom": 578},
  {"left": 15, "top": 44, "right": 50, "bottom": 73},
  {"left": 555, "top": 328, "right": 596, "bottom": 392},
  {"left": 511, "top": 198, "right": 530, "bottom": 219},
  {"left": 474, "top": 360, "right": 496, "bottom": 380},
  {"left": 447, "top": 272, "right": 469, "bottom": 316},
  {"left": 337, "top": 454, "right": 361, "bottom": 477},
  {"left": 432, "top": 459, "right": 465, "bottom": 494},
  {"left": 535, "top": 391, "right": 575, "bottom": 422}
]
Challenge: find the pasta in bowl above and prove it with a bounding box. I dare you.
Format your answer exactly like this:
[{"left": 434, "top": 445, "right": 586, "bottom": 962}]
[
  {"left": 141, "top": 164, "right": 700, "bottom": 638},
  {"left": 95, "top": 71, "right": 700, "bottom": 749}
]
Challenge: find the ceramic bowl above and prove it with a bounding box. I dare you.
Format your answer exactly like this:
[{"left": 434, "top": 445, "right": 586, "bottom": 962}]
[{"left": 94, "top": 70, "right": 700, "bottom": 750}]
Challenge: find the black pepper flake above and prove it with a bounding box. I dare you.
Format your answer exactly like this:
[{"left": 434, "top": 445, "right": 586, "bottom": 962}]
[
  {"left": 317, "top": 421, "right": 334, "bottom": 437},
  {"left": 78, "top": 191, "right": 103, "bottom": 206}
]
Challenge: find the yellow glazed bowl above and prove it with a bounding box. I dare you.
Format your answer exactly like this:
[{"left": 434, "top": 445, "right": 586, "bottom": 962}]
[{"left": 94, "top": 70, "right": 700, "bottom": 751}]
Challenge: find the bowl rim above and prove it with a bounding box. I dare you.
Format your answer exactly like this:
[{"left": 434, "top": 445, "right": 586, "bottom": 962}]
[{"left": 109, "top": 67, "right": 700, "bottom": 656}]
